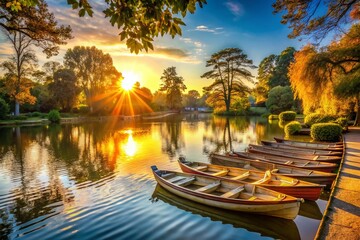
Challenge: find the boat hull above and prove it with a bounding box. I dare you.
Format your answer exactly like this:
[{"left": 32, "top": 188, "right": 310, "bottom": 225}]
[
  {"left": 153, "top": 171, "right": 300, "bottom": 220},
  {"left": 179, "top": 161, "right": 323, "bottom": 201}
]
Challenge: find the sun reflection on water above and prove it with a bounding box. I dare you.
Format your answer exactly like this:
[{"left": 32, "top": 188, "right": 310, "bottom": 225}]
[{"left": 123, "top": 130, "right": 137, "bottom": 157}]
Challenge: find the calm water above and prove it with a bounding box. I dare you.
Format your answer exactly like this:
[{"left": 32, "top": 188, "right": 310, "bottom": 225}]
[{"left": 0, "top": 114, "right": 327, "bottom": 240}]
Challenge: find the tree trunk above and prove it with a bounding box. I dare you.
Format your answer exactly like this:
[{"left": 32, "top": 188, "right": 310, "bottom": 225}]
[
  {"left": 354, "top": 97, "right": 360, "bottom": 126},
  {"left": 15, "top": 101, "right": 20, "bottom": 116}
]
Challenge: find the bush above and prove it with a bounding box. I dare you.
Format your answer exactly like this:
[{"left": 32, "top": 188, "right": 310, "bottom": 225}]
[
  {"left": 268, "top": 114, "right": 279, "bottom": 120},
  {"left": 279, "top": 111, "right": 296, "bottom": 121},
  {"left": 48, "top": 110, "right": 61, "bottom": 123},
  {"left": 0, "top": 99, "right": 9, "bottom": 120},
  {"left": 265, "top": 86, "right": 294, "bottom": 114},
  {"left": 310, "top": 123, "right": 343, "bottom": 142},
  {"left": 284, "top": 121, "right": 302, "bottom": 136},
  {"left": 304, "top": 113, "right": 337, "bottom": 127},
  {"left": 9, "top": 115, "right": 27, "bottom": 120}
]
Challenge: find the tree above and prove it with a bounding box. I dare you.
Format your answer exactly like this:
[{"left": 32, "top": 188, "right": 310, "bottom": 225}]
[
  {"left": 202, "top": 48, "right": 256, "bottom": 112},
  {"left": 0, "top": 0, "right": 72, "bottom": 57},
  {"left": 269, "top": 47, "right": 296, "bottom": 88},
  {"left": 0, "top": 0, "right": 72, "bottom": 115},
  {"left": 184, "top": 90, "right": 200, "bottom": 109},
  {"left": 159, "top": 67, "right": 187, "bottom": 110},
  {"left": 0, "top": 31, "right": 37, "bottom": 115},
  {"left": 48, "top": 69, "right": 80, "bottom": 112},
  {"left": 289, "top": 24, "right": 360, "bottom": 116},
  {"left": 266, "top": 86, "right": 294, "bottom": 114},
  {"left": 64, "top": 46, "right": 121, "bottom": 113},
  {"left": 253, "top": 54, "right": 276, "bottom": 102},
  {"left": 273, "top": 0, "right": 359, "bottom": 41},
  {"left": 65, "top": 0, "right": 207, "bottom": 53}
]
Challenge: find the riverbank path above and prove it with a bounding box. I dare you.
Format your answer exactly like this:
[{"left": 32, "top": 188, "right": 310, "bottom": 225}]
[{"left": 316, "top": 127, "right": 360, "bottom": 240}]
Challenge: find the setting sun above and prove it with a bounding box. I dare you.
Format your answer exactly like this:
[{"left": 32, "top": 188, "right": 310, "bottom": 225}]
[{"left": 121, "top": 71, "right": 139, "bottom": 91}]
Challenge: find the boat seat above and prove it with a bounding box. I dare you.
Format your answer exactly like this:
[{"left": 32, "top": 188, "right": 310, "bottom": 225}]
[
  {"left": 196, "top": 182, "right": 221, "bottom": 193},
  {"left": 253, "top": 177, "right": 271, "bottom": 184},
  {"left": 176, "top": 177, "right": 196, "bottom": 187},
  {"left": 231, "top": 171, "right": 250, "bottom": 180},
  {"left": 302, "top": 161, "right": 311, "bottom": 167},
  {"left": 313, "top": 156, "right": 319, "bottom": 160},
  {"left": 194, "top": 165, "right": 208, "bottom": 171},
  {"left": 271, "top": 169, "right": 279, "bottom": 173},
  {"left": 285, "top": 161, "right": 293, "bottom": 164},
  {"left": 168, "top": 175, "right": 186, "bottom": 183},
  {"left": 211, "top": 170, "right": 229, "bottom": 177},
  {"left": 248, "top": 196, "right": 257, "bottom": 201},
  {"left": 221, "top": 186, "right": 244, "bottom": 198},
  {"left": 307, "top": 171, "right": 313, "bottom": 176},
  {"left": 162, "top": 173, "right": 175, "bottom": 179}
]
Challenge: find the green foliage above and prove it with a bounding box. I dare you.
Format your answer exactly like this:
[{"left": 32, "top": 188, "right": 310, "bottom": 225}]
[
  {"left": 67, "top": 0, "right": 206, "bottom": 53},
  {"left": 202, "top": 48, "right": 255, "bottom": 112},
  {"left": 248, "top": 107, "right": 268, "bottom": 116},
  {"left": 269, "top": 47, "right": 296, "bottom": 88},
  {"left": 284, "top": 121, "right": 302, "bottom": 136},
  {"left": 268, "top": 114, "right": 279, "bottom": 120},
  {"left": 304, "top": 113, "right": 337, "bottom": 127},
  {"left": 9, "top": 115, "right": 27, "bottom": 120},
  {"left": 48, "top": 109, "right": 60, "bottom": 123},
  {"left": 266, "top": 86, "right": 294, "bottom": 114},
  {"left": 311, "top": 123, "right": 343, "bottom": 142},
  {"left": 159, "top": 67, "right": 187, "bottom": 110},
  {"left": 232, "top": 97, "right": 250, "bottom": 113},
  {"left": 335, "top": 117, "right": 348, "bottom": 128},
  {"left": 0, "top": 98, "right": 9, "bottom": 119},
  {"left": 279, "top": 111, "right": 296, "bottom": 121}
]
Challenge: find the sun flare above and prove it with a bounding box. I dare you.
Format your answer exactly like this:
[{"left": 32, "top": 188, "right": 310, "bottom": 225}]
[{"left": 121, "top": 71, "right": 139, "bottom": 91}]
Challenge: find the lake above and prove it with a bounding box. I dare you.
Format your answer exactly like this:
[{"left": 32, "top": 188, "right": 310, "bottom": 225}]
[{"left": 0, "top": 114, "right": 328, "bottom": 240}]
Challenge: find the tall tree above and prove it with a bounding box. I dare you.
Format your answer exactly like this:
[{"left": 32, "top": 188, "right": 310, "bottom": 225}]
[
  {"left": 0, "top": 0, "right": 72, "bottom": 115},
  {"left": 202, "top": 48, "right": 256, "bottom": 112},
  {"left": 48, "top": 69, "right": 80, "bottom": 112},
  {"left": 159, "top": 67, "right": 187, "bottom": 110},
  {"left": 254, "top": 54, "right": 277, "bottom": 102},
  {"left": 269, "top": 47, "right": 296, "bottom": 88},
  {"left": 273, "top": 0, "right": 359, "bottom": 41},
  {"left": 184, "top": 90, "right": 200, "bottom": 109},
  {"left": 63, "top": 46, "right": 121, "bottom": 113}
]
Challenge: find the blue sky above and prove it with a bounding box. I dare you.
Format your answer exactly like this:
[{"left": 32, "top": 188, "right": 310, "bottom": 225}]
[{"left": 0, "top": 0, "right": 308, "bottom": 93}]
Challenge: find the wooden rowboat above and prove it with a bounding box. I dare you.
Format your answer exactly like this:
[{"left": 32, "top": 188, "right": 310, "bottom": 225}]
[
  {"left": 210, "top": 153, "right": 336, "bottom": 186},
  {"left": 178, "top": 158, "right": 324, "bottom": 200},
  {"left": 274, "top": 137, "right": 343, "bottom": 151},
  {"left": 248, "top": 144, "right": 342, "bottom": 163},
  {"left": 152, "top": 184, "right": 301, "bottom": 240},
  {"left": 261, "top": 140, "right": 342, "bottom": 156},
  {"left": 151, "top": 166, "right": 302, "bottom": 219},
  {"left": 235, "top": 151, "right": 338, "bottom": 172}
]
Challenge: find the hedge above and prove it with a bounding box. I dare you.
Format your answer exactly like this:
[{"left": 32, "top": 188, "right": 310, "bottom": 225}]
[
  {"left": 310, "top": 123, "right": 343, "bottom": 142},
  {"left": 0, "top": 99, "right": 9, "bottom": 120},
  {"left": 279, "top": 111, "right": 296, "bottom": 122},
  {"left": 304, "top": 113, "right": 337, "bottom": 127},
  {"left": 284, "top": 121, "right": 302, "bottom": 136},
  {"left": 268, "top": 114, "right": 279, "bottom": 120},
  {"left": 48, "top": 110, "right": 60, "bottom": 123}
]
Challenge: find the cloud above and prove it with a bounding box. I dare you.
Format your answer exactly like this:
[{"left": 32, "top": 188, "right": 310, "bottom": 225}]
[
  {"left": 193, "top": 25, "right": 224, "bottom": 34},
  {"left": 224, "top": 1, "right": 244, "bottom": 18}
]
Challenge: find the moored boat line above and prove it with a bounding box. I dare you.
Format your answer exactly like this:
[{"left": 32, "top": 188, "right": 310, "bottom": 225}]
[
  {"left": 234, "top": 151, "right": 338, "bottom": 172},
  {"left": 274, "top": 137, "right": 344, "bottom": 150},
  {"left": 260, "top": 140, "right": 343, "bottom": 156},
  {"left": 248, "top": 144, "right": 342, "bottom": 163},
  {"left": 151, "top": 166, "right": 302, "bottom": 220},
  {"left": 210, "top": 153, "right": 337, "bottom": 186},
  {"left": 178, "top": 158, "right": 324, "bottom": 200}
]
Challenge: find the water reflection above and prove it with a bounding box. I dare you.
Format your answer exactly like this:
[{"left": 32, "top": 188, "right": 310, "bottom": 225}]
[
  {"left": 0, "top": 115, "right": 320, "bottom": 240},
  {"left": 152, "top": 184, "right": 301, "bottom": 240}
]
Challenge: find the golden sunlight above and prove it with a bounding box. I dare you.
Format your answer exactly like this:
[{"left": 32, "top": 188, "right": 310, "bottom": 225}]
[
  {"left": 123, "top": 130, "right": 137, "bottom": 156},
  {"left": 121, "top": 71, "right": 139, "bottom": 91}
]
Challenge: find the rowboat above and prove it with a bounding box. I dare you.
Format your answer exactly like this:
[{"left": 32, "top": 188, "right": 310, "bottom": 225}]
[
  {"left": 274, "top": 137, "right": 344, "bottom": 151},
  {"left": 248, "top": 144, "right": 342, "bottom": 163},
  {"left": 235, "top": 151, "right": 338, "bottom": 172},
  {"left": 178, "top": 158, "right": 324, "bottom": 200},
  {"left": 261, "top": 140, "right": 342, "bottom": 156},
  {"left": 210, "top": 153, "right": 336, "bottom": 186},
  {"left": 151, "top": 166, "right": 302, "bottom": 219},
  {"left": 152, "top": 184, "right": 301, "bottom": 240}
]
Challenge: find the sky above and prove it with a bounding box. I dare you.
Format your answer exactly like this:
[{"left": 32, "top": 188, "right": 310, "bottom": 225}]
[{"left": 0, "top": 0, "right": 309, "bottom": 94}]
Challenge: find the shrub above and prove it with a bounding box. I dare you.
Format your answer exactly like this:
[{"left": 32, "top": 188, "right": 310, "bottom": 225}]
[
  {"left": 310, "top": 123, "right": 343, "bottom": 142},
  {"left": 284, "top": 121, "right": 302, "bottom": 136},
  {"left": 9, "top": 115, "right": 27, "bottom": 120},
  {"left": 0, "top": 99, "right": 9, "bottom": 120},
  {"left": 279, "top": 111, "right": 296, "bottom": 121},
  {"left": 268, "top": 114, "right": 279, "bottom": 120},
  {"left": 48, "top": 110, "right": 61, "bottom": 123},
  {"left": 265, "top": 86, "right": 294, "bottom": 114},
  {"left": 304, "top": 113, "right": 337, "bottom": 127}
]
